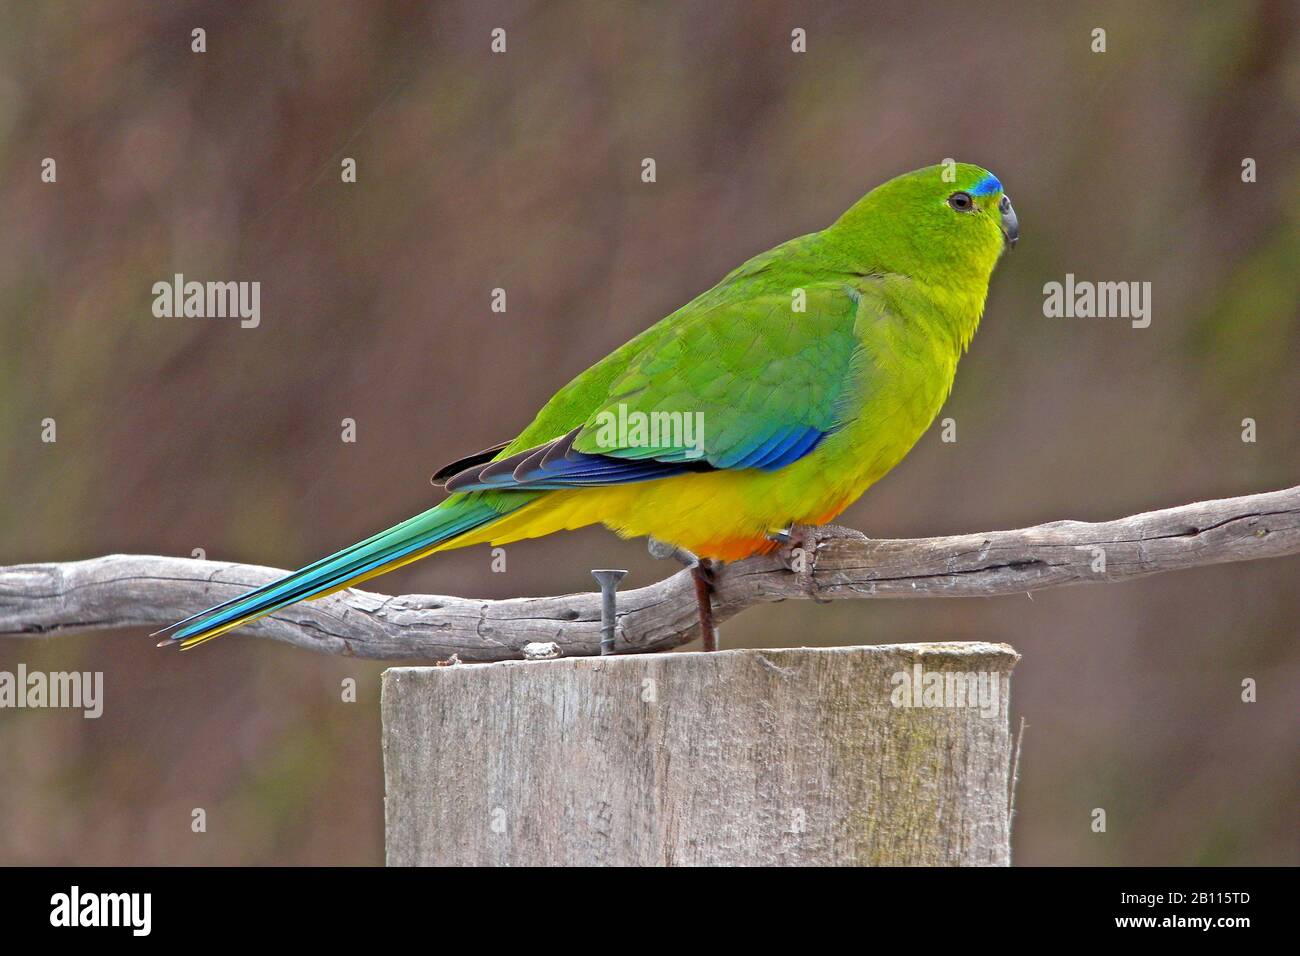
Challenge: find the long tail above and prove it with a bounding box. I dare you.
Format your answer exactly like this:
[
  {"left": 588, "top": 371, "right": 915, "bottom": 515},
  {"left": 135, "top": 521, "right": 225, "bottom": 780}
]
[{"left": 156, "top": 496, "right": 510, "bottom": 650}]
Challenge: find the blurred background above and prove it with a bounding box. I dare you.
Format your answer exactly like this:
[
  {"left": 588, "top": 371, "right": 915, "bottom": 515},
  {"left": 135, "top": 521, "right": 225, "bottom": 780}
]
[{"left": 1, "top": 0, "right": 1297, "bottom": 865}]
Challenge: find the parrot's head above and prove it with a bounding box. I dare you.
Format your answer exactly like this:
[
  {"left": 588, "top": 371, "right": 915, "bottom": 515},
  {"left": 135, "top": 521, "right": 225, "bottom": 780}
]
[{"left": 832, "top": 162, "right": 1018, "bottom": 288}]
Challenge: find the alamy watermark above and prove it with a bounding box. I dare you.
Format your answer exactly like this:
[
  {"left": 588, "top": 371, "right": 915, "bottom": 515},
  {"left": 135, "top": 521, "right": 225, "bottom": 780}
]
[
  {"left": 1043, "top": 273, "right": 1151, "bottom": 328},
  {"left": 591, "top": 403, "right": 705, "bottom": 458},
  {"left": 890, "top": 664, "right": 1000, "bottom": 718},
  {"left": 0, "top": 664, "right": 102, "bottom": 718},
  {"left": 50, "top": 886, "right": 150, "bottom": 936},
  {"left": 152, "top": 273, "right": 260, "bottom": 328}
]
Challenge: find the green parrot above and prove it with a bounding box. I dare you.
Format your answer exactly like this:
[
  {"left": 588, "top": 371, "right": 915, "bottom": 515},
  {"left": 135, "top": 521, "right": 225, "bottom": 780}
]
[{"left": 159, "top": 162, "right": 1017, "bottom": 650}]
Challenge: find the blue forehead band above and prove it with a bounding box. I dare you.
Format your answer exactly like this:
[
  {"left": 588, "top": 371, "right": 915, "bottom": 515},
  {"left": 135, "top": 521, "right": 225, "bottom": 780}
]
[{"left": 970, "top": 173, "right": 1002, "bottom": 196}]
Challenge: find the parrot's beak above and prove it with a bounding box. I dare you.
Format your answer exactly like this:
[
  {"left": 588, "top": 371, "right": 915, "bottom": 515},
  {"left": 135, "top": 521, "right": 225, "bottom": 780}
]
[{"left": 1000, "top": 197, "right": 1019, "bottom": 249}]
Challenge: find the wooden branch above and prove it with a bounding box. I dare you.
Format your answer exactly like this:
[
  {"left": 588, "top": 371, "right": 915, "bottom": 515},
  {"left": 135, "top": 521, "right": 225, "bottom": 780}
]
[{"left": 2, "top": 485, "right": 1296, "bottom": 662}]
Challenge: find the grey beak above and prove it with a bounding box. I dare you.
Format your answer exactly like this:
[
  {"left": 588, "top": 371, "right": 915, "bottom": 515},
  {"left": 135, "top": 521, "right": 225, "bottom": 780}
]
[{"left": 1000, "top": 197, "right": 1019, "bottom": 248}]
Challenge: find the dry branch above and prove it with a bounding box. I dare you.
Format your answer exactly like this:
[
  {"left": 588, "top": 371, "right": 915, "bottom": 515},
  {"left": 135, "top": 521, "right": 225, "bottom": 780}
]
[{"left": 1, "top": 485, "right": 1296, "bottom": 662}]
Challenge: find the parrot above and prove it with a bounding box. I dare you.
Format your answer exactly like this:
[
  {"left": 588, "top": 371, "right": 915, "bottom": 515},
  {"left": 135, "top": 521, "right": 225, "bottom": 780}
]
[{"left": 157, "top": 162, "right": 1018, "bottom": 651}]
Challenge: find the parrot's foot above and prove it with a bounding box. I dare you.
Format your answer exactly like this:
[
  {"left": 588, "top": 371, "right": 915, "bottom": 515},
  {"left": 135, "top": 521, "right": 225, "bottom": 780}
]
[
  {"left": 769, "top": 524, "right": 871, "bottom": 604},
  {"left": 691, "top": 559, "right": 720, "bottom": 652},
  {"left": 648, "top": 537, "right": 720, "bottom": 651}
]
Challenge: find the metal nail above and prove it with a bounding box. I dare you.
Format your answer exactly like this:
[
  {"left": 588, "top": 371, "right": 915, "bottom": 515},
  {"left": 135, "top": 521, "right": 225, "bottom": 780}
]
[{"left": 591, "top": 569, "right": 628, "bottom": 656}]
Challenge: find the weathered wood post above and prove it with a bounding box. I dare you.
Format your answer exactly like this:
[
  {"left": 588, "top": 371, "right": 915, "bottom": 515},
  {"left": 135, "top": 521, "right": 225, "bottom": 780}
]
[{"left": 382, "top": 642, "right": 1018, "bottom": 866}]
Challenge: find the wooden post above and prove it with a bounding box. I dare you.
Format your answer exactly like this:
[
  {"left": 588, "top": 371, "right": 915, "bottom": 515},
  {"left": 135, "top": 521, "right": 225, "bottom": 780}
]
[{"left": 382, "top": 642, "right": 1019, "bottom": 866}]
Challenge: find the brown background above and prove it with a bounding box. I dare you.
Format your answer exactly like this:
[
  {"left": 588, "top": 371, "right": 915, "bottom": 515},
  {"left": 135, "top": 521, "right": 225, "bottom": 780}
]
[{"left": 1, "top": 0, "right": 1297, "bottom": 864}]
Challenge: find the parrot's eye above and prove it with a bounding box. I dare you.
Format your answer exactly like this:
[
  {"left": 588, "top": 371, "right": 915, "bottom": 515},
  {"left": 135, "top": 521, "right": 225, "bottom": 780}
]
[
  {"left": 947, "top": 191, "right": 974, "bottom": 212},
  {"left": 999, "top": 194, "right": 1012, "bottom": 213}
]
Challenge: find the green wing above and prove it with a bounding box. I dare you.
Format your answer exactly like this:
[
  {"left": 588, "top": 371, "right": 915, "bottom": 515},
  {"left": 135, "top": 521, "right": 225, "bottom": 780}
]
[
  {"left": 441, "top": 278, "right": 869, "bottom": 491},
  {"left": 572, "top": 285, "right": 861, "bottom": 467}
]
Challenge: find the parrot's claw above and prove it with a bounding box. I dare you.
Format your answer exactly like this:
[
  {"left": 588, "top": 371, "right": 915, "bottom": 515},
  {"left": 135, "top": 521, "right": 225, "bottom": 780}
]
[
  {"left": 812, "top": 523, "right": 872, "bottom": 547},
  {"left": 773, "top": 524, "right": 870, "bottom": 604}
]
